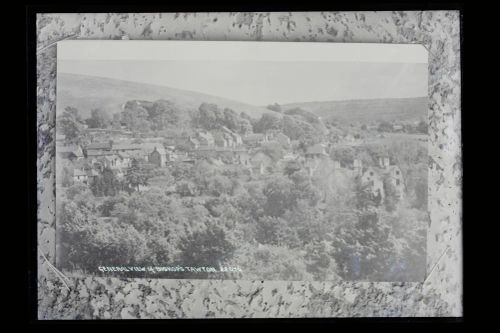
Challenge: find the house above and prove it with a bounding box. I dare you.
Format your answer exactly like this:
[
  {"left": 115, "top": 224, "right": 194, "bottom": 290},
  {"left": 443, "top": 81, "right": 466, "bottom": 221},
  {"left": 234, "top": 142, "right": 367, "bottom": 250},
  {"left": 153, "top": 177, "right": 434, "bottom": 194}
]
[
  {"left": 360, "top": 159, "right": 406, "bottom": 201},
  {"left": 103, "top": 154, "right": 131, "bottom": 170},
  {"left": 237, "top": 151, "right": 251, "bottom": 167},
  {"left": 133, "top": 142, "right": 167, "bottom": 167},
  {"left": 243, "top": 133, "right": 268, "bottom": 146},
  {"left": 266, "top": 130, "right": 290, "bottom": 147},
  {"left": 116, "top": 152, "right": 133, "bottom": 168},
  {"left": 85, "top": 141, "right": 113, "bottom": 158},
  {"left": 57, "top": 145, "right": 84, "bottom": 161},
  {"left": 353, "top": 158, "right": 363, "bottom": 175},
  {"left": 86, "top": 141, "right": 112, "bottom": 152},
  {"left": 197, "top": 131, "right": 215, "bottom": 147},
  {"left": 361, "top": 167, "right": 385, "bottom": 200},
  {"left": 86, "top": 149, "right": 114, "bottom": 158},
  {"left": 221, "top": 126, "right": 243, "bottom": 146},
  {"left": 385, "top": 165, "right": 405, "bottom": 198},
  {"left": 305, "top": 144, "right": 328, "bottom": 159},
  {"left": 118, "top": 150, "right": 146, "bottom": 165},
  {"left": 186, "top": 137, "right": 200, "bottom": 150},
  {"left": 274, "top": 132, "right": 291, "bottom": 146},
  {"left": 111, "top": 142, "right": 143, "bottom": 153},
  {"left": 212, "top": 131, "right": 232, "bottom": 148},
  {"left": 216, "top": 147, "right": 250, "bottom": 165},
  {"left": 378, "top": 156, "right": 391, "bottom": 169},
  {"left": 73, "top": 168, "right": 88, "bottom": 183},
  {"left": 86, "top": 169, "right": 100, "bottom": 183}
]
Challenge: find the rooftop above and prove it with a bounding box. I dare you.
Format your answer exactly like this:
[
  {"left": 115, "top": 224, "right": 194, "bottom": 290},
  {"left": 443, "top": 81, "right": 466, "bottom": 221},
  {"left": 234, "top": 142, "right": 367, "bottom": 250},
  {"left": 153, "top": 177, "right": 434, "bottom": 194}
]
[
  {"left": 243, "top": 133, "right": 266, "bottom": 141},
  {"left": 112, "top": 143, "right": 143, "bottom": 151},
  {"left": 57, "top": 145, "right": 84, "bottom": 157},
  {"left": 86, "top": 150, "right": 115, "bottom": 157},
  {"left": 86, "top": 142, "right": 111, "bottom": 150}
]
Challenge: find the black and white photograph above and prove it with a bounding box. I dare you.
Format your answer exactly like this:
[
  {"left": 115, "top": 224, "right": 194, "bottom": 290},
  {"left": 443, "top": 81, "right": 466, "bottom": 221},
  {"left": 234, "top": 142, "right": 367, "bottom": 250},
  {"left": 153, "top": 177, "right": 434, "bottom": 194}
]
[{"left": 55, "top": 40, "right": 429, "bottom": 282}]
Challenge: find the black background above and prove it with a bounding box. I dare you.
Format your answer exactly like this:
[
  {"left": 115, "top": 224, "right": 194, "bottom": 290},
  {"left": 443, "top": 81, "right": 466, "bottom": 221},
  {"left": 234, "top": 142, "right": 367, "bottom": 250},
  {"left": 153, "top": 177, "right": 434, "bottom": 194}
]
[{"left": 19, "top": 0, "right": 468, "bottom": 327}]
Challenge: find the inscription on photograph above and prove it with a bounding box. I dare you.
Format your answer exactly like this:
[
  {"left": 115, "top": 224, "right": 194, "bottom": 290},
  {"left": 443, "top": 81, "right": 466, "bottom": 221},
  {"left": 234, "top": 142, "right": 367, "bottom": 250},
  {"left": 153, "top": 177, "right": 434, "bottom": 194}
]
[{"left": 55, "top": 41, "right": 429, "bottom": 281}]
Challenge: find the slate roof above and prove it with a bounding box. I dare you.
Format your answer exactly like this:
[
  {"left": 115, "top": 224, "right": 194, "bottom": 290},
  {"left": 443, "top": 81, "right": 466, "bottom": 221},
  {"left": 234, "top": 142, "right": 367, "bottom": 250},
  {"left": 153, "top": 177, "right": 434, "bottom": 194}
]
[
  {"left": 243, "top": 133, "right": 266, "bottom": 142},
  {"left": 86, "top": 150, "right": 114, "bottom": 157},
  {"left": 86, "top": 142, "right": 111, "bottom": 150},
  {"left": 57, "top": 145, "right": 84, "bottom": 157},
  {"left": 111, "top": 143, "right": 143, "bottom": 151},
  {"left": 141, "top": 142, "right": 166, "bottom": 155}
]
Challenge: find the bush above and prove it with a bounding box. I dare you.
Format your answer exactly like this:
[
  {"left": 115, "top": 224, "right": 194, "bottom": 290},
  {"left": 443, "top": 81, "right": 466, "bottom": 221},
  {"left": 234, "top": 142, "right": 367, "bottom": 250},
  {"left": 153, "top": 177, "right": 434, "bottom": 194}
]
[
  {"left": 231, "top": 244, "right": 314, "bottom": 281},
  {"left": 178, "top": 223, "right": 236, "bottom": 276}
]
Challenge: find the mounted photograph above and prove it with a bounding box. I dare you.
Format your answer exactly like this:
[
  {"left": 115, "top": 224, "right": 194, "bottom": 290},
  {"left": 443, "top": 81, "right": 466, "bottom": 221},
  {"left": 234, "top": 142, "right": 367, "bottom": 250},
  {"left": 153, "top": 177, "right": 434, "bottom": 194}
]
[{"left": 55, "top": 41, "right": 429, "bottom": 281}]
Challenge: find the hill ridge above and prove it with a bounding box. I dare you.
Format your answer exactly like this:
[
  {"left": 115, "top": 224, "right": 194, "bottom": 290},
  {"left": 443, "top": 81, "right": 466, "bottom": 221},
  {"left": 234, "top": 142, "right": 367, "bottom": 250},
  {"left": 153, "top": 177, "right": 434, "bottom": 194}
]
[
  {"left": 280, "top": 96, "right": 427, "bottom": 123},
  {"left": 56, "top": 72, "right": 279, "bottom": 119}
]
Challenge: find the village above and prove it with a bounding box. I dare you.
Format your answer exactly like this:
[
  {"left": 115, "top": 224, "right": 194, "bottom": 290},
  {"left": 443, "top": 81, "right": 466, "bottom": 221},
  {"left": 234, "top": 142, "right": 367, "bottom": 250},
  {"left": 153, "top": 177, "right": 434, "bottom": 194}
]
[{"left": 56, "top": 117, "right": 408, "bottom": 202}]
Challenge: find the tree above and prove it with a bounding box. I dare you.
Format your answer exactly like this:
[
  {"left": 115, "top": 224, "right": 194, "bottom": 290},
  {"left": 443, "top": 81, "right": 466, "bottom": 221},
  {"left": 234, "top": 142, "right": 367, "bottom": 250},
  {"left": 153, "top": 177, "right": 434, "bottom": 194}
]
[
  {"left": 413, "top": 179, "right": 428, "bottom": 210},
  {"left": 86, "top": 108, "right": 111, "bottom": 129},
  {"left": 262, "top": 176, "right": 295, "bottom": 217},
  {"left": 208, "top": 175, "right": 234, "bottom": 197},
  {"left": 111, "top": 113, "right": 122, "bottom": 130},
  {"left": 223, "top": 108, "right": 239, "bottom": 131},
  {"left": 304, "top": 241, "right": 338, "bottom": 280},
  {"left": 176, "top": 180, "right": 198, "bottom": 197},
  {"left": 290, "top": 170, "right": 321, "bottom": 205},
  {"left": 60, "top": 166, "right": 74, "bottom": 187},
  {"left": 261, "top": 142, "right": 284, "bottom": 162},
  {"left": 355, "top": 178, "right": 382, "bottom": 210},
  {"left": 416, "top": 120, "right": 428, "bottom": 134},
  {"left": 229, "top": 244, "right": 314, "bottom": 281},
  {"left": 254, "top": 113, "right": 281, "bottom": 133},
  {"left": 266, "top": 103, "right": 282, "bottom": 113},
  {"left": 150, "top": 100, "right": 182, "bottom": 130},
  {"left": 125, "top": 159, "right": 153, "bottom": 192},
  {"left": 57, "top": 106, "right": 84, "bottom": 143},
  {"left": 383, "top": 178, "right": 399, "bottom": 212},
  {"left": 99, "top": 194, "right": 128, "bottom": 217},
  {"left": 178, "top": 223, "right": 236, "bottom": 276},
  {"left": 91, "top": 167, "right": 121, "bottom": 197},
  {"left": 58, "top": 199, "right": 149, "bottom": 271},
  {"left": 282, "top": 115, "right": 306, "bottom": 141},
  {"left": 282, "top": 199, "right": 325, "bottom": 246},
  {"left": 196, "top": 103, "right": 221, "bottom": 130},
  {"left": 377, "top": 121, "right": 394, "bottom": 133},
  {"left": 284, "top": 160, "right": 301, "bottom": 176},
  {"left": 238, "top": 118, "right": 253, "bottom": 135},
  {"left": 331, "top": 210, "right": 396, "bottom": 281},
  {"left": 121, "top": 102, "right": 151, "bottom": 133}
]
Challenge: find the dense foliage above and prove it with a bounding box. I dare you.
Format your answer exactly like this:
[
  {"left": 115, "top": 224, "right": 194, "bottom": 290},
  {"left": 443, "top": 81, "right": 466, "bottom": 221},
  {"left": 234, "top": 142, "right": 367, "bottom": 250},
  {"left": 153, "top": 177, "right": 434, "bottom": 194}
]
[{"left": 57, "top": 100, "right": 428, "bottom": 281}]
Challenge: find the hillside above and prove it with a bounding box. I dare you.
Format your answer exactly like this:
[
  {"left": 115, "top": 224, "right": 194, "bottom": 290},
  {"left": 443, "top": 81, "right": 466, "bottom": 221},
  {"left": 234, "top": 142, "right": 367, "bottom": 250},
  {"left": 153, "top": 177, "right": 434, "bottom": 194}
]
[
  {"left": 281, "top": 97, "right": 428, "bottom": 123},
  {"left": 56, "top": 73, "right": 279, "bottom": 120}
]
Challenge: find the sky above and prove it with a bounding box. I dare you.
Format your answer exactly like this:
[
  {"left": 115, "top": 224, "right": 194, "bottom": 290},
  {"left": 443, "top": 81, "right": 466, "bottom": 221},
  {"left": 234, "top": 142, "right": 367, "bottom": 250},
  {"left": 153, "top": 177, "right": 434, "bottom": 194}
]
[
  {"left": 57, "top": 41, "right": 428, "bottom": 106},
  {"left": 58, "top": 59, "right": 427, "bottom": 106}
]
